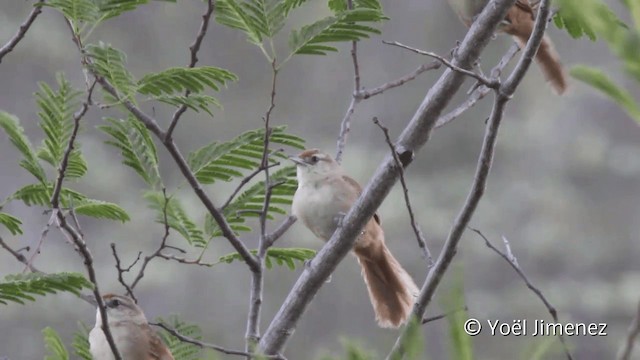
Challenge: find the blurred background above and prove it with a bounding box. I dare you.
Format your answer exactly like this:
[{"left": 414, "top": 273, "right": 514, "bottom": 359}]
[{"left": 1, "top": 0, "right": 639, "bottom": 359}]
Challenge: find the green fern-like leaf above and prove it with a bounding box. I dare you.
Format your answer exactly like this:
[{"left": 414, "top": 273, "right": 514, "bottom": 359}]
[
  {"left": 10, "top": 183, "right": 87, "bottom": 207},
  {"left": 0, "top": 272, "right": 93, "bottom": 306},
  {"left": 98, "top": 116, "right": 161, "bottom": 187},
  {"left": 187, "top": 125, "right": 304, "bottom": 185},
  {"left": 86, "top": 42, "right": 137, "bottom": 100},
  {"left": 43, "top": 0, "right": 100, "bottom": 24},
  {"left": 216, "top": 0, "right": 265, "bottom": 44},
  {"left": 153, "top": 94, "right": 222, "bottom": 117},
  {"left": 0, "top": 212, "right": 24, "bottom": 236},
  {"left": 218, "top": 247, "right": 316, "bottom": 269},
  {"left": 43, "top": 327, "right": 70, "bottom": 360},
  {"left": 156, "top": 315, "right": 203, "bottom": 360},
  {"left": 571, "top": 65, "right": 640, "bottom": 123},
  {"left": 554, "top": 0, "right": 627, "bottom": 41},
  {"left": 71, "top": 323, "right": 93, "bottom": 360},
  {"left": 288, "top": 8, "right": 387, "bottom": 56},
  {"left": 0, "top": 111, "right": 47, "bottom": 183},
  {"left": 35, "top": 73, "right": 88, "bottom": 179},
  {"left": 74, "top": 199, "right": 130, "bottom": 222},
  {"left": 144, "top": 191, "right": 205, "bottom": 246},
  {"left": 137, "top": 66, "right": 237, "bottom": 96}
]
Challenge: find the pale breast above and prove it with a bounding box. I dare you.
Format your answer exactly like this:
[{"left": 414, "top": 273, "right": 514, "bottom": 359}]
[{"left": 292, "top": 179, "right": 354, "bottom": 241}]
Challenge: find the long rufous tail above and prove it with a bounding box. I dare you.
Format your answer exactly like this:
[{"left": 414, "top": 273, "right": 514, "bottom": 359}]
[
  {"left": 512, "top": 33, "right": 568, "bottom": 95},
  {"left": 354, "top": 243, "right": 419, "bottom": 328}
]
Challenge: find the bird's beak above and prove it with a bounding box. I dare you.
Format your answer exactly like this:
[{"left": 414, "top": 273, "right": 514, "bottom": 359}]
[{"left": 288, "top": 156, "right": 307, "bottom": 166}]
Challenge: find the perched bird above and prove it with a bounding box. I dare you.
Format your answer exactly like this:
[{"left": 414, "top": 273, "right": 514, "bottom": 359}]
[
  {"left": 89, "top": 294, "right": 174, "bottom": 360},
  {"left": 291, "top": 149, "right": 419, "bottom": 328},
  {"left": 447, "top": 0, "right": 568, "bottom": 94}
]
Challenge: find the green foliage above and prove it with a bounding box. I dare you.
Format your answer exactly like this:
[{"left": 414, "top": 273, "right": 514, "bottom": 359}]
[
  {"left": 0, "top": 212, "right": 23, "bottom": 236},
  {"left": 98, "top": 116, "right": 161, "bottom": 187},
  {"left": 555, "top": 0, "right": 627, "bottom": 41},
  {"left": 187, "top": 126, "right": 304, "bottom": 185},
  {"left": 559, "top": 0, "right": 640, "bottom": 124},
  {"left": 318, "top": 339, "right": 377, "bottom": 360},
  {"left": 43, "top": 327, "right": 69, "bottom": 360},
  {"left": 288, "top": 8, "right": 387, "bottom": 56},
  {"left": 153, "top": 94, "right": 222, "bottom": 117},
  {"left": 74, "top": 199, "right": 131, "bottom": 222},
  {"left": 71, "top": 323, "right": 93, "bottom": 360},
  {"left": 218, "top": 247, "right": 316, "bottom": 269},
  {"left": 0, "top": 111, "right": 47, "bottom": 183},
  {"left": 0, "top": 272, "right": 93, "bottom": 305},
  {"left": 86, "top": 42, "right": 137, "bottom": 100},
  {"left": 137, "top": 66, "right": 238, "bottom": 96},
  {"left": 156, "top": 315, "right": 203, "bottom": 360},
  {"left": 35, "top": 74, "right": 88, "bottom": 179},
  {"left": 216, "top": 0, "right": 386, "bottom": 63},
  {"left": 571, "top": 66, "right": 640, "bottom": 123},
  {"left": 144, "top": 191, "right": 205, "bottom": 246},
  {"left": 443, "top": 272, "right": 472, "bottom": 360}
]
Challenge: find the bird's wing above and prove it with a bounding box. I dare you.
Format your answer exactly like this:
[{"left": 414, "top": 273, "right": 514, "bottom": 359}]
[
  {"left": 341, "top": 175, "right": 381, "bottom": 225},
  {"left": 141, "top": 324, "right": 175, "bottom": 360}
]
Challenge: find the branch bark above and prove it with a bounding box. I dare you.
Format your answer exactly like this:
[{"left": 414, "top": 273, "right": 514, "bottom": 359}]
[
  {"left": 386, "top": 1, "right": 552, "bottom": 358},
  {"left": 0, "top": 0, "right": 44, "bottom": 64},
  {"left": 258, "top": 0, "right": 519, "bottom": 355}
]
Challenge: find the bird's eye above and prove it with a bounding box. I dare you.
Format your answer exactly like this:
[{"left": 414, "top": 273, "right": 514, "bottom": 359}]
[
  {"left": 310, "top": 155, "right": 319, "bottom": 163},
  {"left": 107, "top": 299, "right": 121, "bottom": 308}
]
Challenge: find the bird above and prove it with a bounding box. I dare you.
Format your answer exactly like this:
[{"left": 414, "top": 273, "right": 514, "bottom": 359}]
[
  {"left": 290, "top": 149, "right": 419, "bottom": 328},
  {"left": 89, "top": 294, "right": 174, "bottom": 360},
  {"left": 447, "top": 0, "right": 568, "bottom": 94}
]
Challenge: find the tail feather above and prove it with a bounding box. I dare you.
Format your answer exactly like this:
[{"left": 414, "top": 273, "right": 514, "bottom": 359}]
[
  {"left": 513, "top": 33, "right": 568, "bottom": 95},
  {"left": 354, "top": 244, "right": 419, "bottom": 328}
]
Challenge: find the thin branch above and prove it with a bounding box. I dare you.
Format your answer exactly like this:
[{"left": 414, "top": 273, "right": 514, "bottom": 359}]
[
  {"left": 358, "top": 61, "right": 441, "bottom": 100},
  {"left": 0, "top": 0, "right": 44, "bottom": 64},
  {"left": 24, "top": 211, "right": 56, "bottom": 271},
  {"left": 151, "top": 322, "right": 286, "bottom": 360},
  {"left": 386, "top": 1, "right": 551, "bottom": 359},
  {"left": 245, "top": 58, "right": 278, "bottom": 355},
  {"left": 166, "top": 0, "right": 215, "bottom": 139},
  {"left": 382, "top": 40, "right": 499, "bottom": 89},
  {"left": 471, "top": 229, "right": 573, "bottom": 360},
  {"left": 618, "top": 299, "right": 640, "bottom": 360},
  {"left": 436, "top": 43, "right": 519, "bottom": 129},
  {"left": 110, "top": 243, "right": 137, "bottom": 302},
  {"left": 421, "top": 306, "right": 468, "bottom": 325},
  {"left": 221, "top": 158, "right": 282, "bottom": 210},
  {"left": 0, "top": 236, "right": 40, "bottom": 273},
  {"left": 372, "top": 117, "right": 432, "bottom": 265},
  {"left": 258, "top": 0, "right": 520, "bottom": 355},
  {"left": 129, "top": 189, "right": 172, "bottom": 292},
  {"left": 264, "top": 215, "right": 297, "bottom": 248},
  {"left": 334, "top": 0, "right": 361, "bottom": 164}
]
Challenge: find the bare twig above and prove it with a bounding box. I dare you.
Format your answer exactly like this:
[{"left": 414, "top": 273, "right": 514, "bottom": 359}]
[
  {"left": 152, "top": 322, "right": 286, "bottom": 360},
  {"left": 0, "top": 236, "right": 40, "bottom": 273},
  {"left": 471, "top": 229, "right": 573, "bottom": 360},
  {"left": 421, "top": 306, "right": 468, "bottom": 325},
  {"left": 372, "top": 117, "right": 432, "bottom": 265},
  {"left": 264, "top": 215, "right": 297, "bottom": 248},
  {"left": 0, "top": 0, "right": 44, "bottom": 64},
  {"left": 166, "top": 0, "right": 215, "bottom": 139},
  {"left": 618, "top": 299, "right": 640, "bottom": 360},
  {"left": 24, "top": 212, "right": 56, "bottom": 271},
  {"left": 386, "top": 1, "right": 552, "bottom": 359},
  {"left": 382, "top": 40, "right": 499, "bottom": 89},
  {"left": 358, "top": 61, "right": 441, "bottom": 100},
  {"left": 110, "top": 243, "right": 138, "bottom": 302},
  {"left": 334, "top": 0, "right": 361, "bottom": 164},
  {"left": 129, "top": 189, "right": 172, "bottom": 293},
  {"left": 436, "top": 43, "right": 519, "bottom": 129},
  {"left": 245, "top": 58, "right": 279, "bottom": 355},
  {"left": 221, "top": 157, "right": 282, "bottom": 210},
  {"left": 259, "top": 1, "right": 521, "bottom": 355}
]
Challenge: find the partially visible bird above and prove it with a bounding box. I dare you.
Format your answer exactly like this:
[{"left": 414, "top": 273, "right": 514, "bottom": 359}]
[
  {"left": 447, "top": 0, "right": 568, "bottom": 94},
  {"left": 89, "top": 294, "right": 174, "bottom": 360}
]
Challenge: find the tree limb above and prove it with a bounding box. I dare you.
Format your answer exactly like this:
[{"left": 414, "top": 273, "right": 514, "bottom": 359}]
[{"left": 0, "top": 0, "right": 44, "bottom": 64}]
